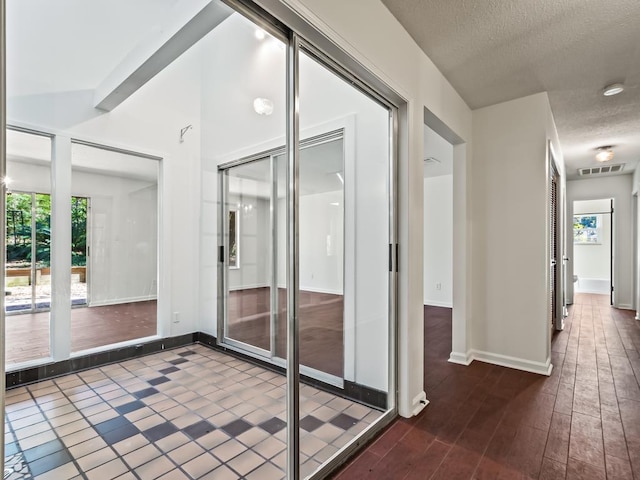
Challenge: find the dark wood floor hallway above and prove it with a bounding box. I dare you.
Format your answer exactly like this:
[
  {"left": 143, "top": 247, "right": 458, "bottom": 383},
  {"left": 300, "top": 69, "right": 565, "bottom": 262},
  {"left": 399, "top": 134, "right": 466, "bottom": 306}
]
[{"left": 331, "top": 294, "right": 640, "bottom": 479}]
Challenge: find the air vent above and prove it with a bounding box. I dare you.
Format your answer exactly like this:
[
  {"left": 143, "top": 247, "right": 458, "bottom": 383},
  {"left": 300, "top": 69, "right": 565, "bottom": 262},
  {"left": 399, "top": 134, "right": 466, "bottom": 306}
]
[
  {"left": 578, "top": 164, "right": 625, "bottom": 176},
  {"left": 424, "top": 156, "right": 441, "bottom": 165}
]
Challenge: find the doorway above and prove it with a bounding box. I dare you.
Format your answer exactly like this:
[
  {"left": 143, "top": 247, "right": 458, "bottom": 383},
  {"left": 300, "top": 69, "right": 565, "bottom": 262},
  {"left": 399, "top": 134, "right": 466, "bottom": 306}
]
[
  {"left": 219, "top": 133, "right": 346, "bottom": 384},
  {"left": 572, "top": 198, "right": 614, "bottom": 304}
]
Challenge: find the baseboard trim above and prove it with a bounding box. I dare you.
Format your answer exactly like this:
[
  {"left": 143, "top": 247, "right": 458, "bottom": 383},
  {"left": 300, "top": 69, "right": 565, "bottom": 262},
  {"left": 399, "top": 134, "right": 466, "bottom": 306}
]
[
  {"left": 90, "top": 296, "right": 157, "bottom": 307},
  {"left": 424, "top": 301, "right": 453, "bottom": 308},
  {"left": 448, "top": 351, "right": 473, "bottom": 366},
  {"left": 471, "top": 349, "right": 552, "bottom": 376},
  {"left": 617, "top": 304, "right": 633, "bottom": 310},
  {"left": 410, "top": 391, "right": 428, "bottom": 417}
]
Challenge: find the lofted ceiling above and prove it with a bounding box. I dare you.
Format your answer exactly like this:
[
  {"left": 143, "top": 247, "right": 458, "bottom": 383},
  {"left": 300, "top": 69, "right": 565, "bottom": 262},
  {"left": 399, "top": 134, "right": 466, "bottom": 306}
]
[{"left": 381, "top": 0, "right": 640, "bottom": 180}]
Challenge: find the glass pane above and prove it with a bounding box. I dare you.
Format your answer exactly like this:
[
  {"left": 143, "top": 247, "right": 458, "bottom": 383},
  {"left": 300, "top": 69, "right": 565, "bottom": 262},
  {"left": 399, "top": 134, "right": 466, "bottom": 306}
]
[
  {"left": 5, "top": 129, "right": 52, "bottom": 365},
  {"left": 70, "top": 143, "right": 158, "bottom": 353},
  {"left": 298, "top": 50, "right": 391, "bottom": 478},
  {"left": 224, "top": 158, "right": 272, "bottom": 353}
]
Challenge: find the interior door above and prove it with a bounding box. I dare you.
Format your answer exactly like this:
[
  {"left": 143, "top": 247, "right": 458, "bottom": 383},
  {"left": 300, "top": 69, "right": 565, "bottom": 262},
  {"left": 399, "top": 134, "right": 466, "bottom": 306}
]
[{"left": 550, "top": 164, "right": 560, "bottom": 330}]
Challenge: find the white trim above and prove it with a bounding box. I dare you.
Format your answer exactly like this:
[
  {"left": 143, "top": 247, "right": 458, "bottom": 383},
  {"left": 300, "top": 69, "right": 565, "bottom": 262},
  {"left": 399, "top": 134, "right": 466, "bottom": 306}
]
[
  {"left": 617, "top": 304, "right": 633, "bottom": 310},
  {"left": 70, "top": 335, "right": 160, "bottom": 357},
  {"left": 411, "top": 391, "right": 428, "bottom": 416},
  {"left": 448, "top": 350, "right": 472, "bottom": 366},
  {"left": 298, "top": 285, "right": 343, "bottom": 296},
  {"left": 89, "top": 296, "right": 157, "bottom": 308},
  {"left": 424, "top": 300, "right": 453, "bottom": 308},
  {"left": 228, "top": 283, "right": 269, "bottom": 291},
  {"left": 470, "top": 349, "right": 553, "bottom": 376}
]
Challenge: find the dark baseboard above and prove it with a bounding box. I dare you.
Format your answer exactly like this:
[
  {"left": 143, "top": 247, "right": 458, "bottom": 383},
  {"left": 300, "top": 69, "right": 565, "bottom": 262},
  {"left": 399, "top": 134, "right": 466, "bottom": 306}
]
[{"left": 6, "top": 331, "right": 387, "bottom": 410}]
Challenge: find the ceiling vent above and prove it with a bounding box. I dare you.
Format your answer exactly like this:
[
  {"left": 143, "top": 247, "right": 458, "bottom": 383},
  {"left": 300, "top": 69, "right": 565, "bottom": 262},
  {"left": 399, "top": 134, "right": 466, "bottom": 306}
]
[{"left": 578, "top": 164, "right": 624, "bottom": 176}]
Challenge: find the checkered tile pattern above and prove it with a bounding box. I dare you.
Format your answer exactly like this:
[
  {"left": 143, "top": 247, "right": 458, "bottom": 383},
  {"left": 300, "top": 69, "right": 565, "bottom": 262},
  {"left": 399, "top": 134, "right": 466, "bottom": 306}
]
[{"left": 4, "top": 345, "right": 381, "bottom": 479}]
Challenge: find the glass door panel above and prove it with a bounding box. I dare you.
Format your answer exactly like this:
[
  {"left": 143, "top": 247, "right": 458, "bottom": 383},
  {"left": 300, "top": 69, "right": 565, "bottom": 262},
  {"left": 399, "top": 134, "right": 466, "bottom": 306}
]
[
  {"left": 5, "top": 128, "right": 52, "bottom": 366},
  {"left": 34, "top": 193, "right": 51, "bottom": 310},
  {"left": 223, "top": 157, "right": 273, "bottom": 354},
  {"left": 5, "top": 192, "right": 34, "bottom": 313},
  {"left": 298, "top": 49, "right": 393, "bottom": 478},
  {"left": 70, "top": 142, "right": 159, "bottom": 353}
]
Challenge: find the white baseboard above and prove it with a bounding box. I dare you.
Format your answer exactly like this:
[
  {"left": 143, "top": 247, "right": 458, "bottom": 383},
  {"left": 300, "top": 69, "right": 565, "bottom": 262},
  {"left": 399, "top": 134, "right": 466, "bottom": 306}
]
[
  {"left": 424, "top": 300, "right": 453, "bottom": 308},
  {"left": 228, "top": 284, "right": 268, "bottom": 292},
  {"left": 470, "top": 349, "right": 552, "bottom": 376},
  {"left": 299, "top": 286, "right": 343, "bottom": 295},
  {"left": 617, "top": 304, "right": 633, "bottom": 310},
  {"left": 90, "top": 295, "right": 157, "bottom": 307},
  {"left": 574, "top": 277, "right": 610, "bottom": 295},
  {"left": 448, "top": 350, "right": 473, "bottom": 365},
  {"left": 411, "top": 391, "right": 428, "bottom": 416}
]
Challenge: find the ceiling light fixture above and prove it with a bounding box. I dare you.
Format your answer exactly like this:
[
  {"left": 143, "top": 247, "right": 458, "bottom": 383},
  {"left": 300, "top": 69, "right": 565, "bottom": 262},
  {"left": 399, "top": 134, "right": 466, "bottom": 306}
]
[
  {"left": 253, "top": 97, "right": 274, "bottom": 116},
  {"left": 602, "top": 83, "right": 624, "bottom": 96},
  {"left": 595, "top": 146, "right": 614, "bottom": 162},
  {"left": 255, "top": 29, "right": 266, "bottom": 40}
]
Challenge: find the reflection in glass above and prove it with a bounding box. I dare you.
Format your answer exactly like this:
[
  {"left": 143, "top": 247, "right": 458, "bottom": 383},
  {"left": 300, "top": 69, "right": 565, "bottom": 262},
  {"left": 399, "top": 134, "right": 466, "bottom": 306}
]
[{"left": 70, "top": 143, "right": 159, "bottom": 353}]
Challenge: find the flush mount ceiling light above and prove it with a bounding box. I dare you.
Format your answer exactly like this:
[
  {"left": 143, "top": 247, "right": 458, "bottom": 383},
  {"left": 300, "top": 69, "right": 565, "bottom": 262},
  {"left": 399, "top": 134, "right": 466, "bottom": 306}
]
[
  {"left": 595, "top": 146, "right": 614, "bottom": 162},
  {"left": 254, "top": 28, "right": 266, "bottom": 41},
  {"left": 253, "top": 97, "right": 274, "bottom": 116},
  {"left": 602, "top": 83, "right": 624, "bottom": 96}
]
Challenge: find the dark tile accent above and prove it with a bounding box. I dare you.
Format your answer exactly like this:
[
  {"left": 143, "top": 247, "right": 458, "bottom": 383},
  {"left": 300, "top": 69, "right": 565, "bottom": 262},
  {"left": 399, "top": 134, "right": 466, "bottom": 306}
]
[
  {"left": 159, "top": 366, "right": 180, "bottom": 375},
  {"left": 300, "top": 415, "right": 324, "bottom": 433},
  {"left": 101, "top": 423, "right": 140, "bottom": 445},
  {"left": 95, "top": 416, "right": 130, "bottom": 436},
  {"left": 178, "top": 350, "right": 197, "bottom": 357},
  {"left": 5, "top": 333, "right": 195, "bottom": 389},
  {"left": 116, "top": 400, "right": 146, "bottom": 415},
  {"left": 220, "top": 419, "right": 252, "bottom": 437},
  {"left": 133, "top": 387, "right": 159, "bottom": 399},
  {"left": 330, "top": 413, "right": 359, "bottom": 430},
  {"left": 22, "top": 439, "right": 65, "bottom": 463},
  {"left": 184, "top": 420, "right": 217, "bottom": 440},
  {"left": 28, "top": 449, "right": 72, "bottom": 477},
  {"left": 258, "top": 417, "right": 287, "bottom": 435},
  {"left": 148, "top": 376, "right": 170, "bottom": 386},
  {"left": 144, "top": 421, "right": 179, "bottom": 442},
  {"left": 169, "top": 358, "right": 189, "bottom": 366}
]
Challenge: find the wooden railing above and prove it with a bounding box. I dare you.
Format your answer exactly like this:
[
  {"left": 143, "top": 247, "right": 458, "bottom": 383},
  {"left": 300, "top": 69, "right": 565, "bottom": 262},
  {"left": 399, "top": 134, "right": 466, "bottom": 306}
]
[{"left": 6, "top": 266, "right": 86, "bottom": 283}]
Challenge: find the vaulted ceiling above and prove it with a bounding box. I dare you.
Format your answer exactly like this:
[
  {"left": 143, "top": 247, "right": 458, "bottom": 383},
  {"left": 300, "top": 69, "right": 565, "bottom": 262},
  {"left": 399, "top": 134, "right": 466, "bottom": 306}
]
[{"left": 381, "top": 0, "right": 640, "bottom": 179}]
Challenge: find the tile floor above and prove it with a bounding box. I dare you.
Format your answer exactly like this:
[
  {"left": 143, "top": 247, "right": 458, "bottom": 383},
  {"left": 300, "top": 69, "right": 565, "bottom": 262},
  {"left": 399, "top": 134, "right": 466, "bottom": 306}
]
[
  {"left": 4, "top": 345, "right": 382, "bottom": 479},
  {"left": 332, "top": 293, "right": 640, "bottom": 479}
]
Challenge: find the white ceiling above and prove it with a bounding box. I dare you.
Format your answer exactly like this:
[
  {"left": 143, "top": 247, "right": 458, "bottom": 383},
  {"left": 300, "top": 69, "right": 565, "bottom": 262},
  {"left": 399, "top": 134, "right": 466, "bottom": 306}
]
[{"left": 381, "top": 0, "right": 640, "bottom": 180}]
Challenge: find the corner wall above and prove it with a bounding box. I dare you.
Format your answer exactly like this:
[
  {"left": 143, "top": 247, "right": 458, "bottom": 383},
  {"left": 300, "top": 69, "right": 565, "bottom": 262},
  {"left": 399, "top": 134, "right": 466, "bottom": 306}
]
[{"left": 470, "top": 92, "right": 557, "bottom": 374}]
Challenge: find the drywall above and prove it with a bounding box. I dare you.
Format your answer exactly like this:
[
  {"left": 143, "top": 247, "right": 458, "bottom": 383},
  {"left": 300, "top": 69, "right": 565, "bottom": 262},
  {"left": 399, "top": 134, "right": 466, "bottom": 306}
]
[
  {"left": 573, "top": 199, "right": 611, "bottom": 294},
  {"left": 423, "top": 175, "right": 453, "bottom": 307},
  {"left": 566, "top": 175, "right": 634, "bottom": 308},
  {"left": 471, "top": 92, "right": 557, "bottom": 373}
]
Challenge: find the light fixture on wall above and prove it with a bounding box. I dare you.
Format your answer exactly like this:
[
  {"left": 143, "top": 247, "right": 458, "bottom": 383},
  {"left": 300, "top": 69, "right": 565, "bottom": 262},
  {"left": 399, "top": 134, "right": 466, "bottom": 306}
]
[
  {"left": 595, "top": 146, "right": 614, "bottom": 162},
  {"left": 602, "top": 83, "right": 624, "bottom": 96},
  {"left": 253, "top": 97, "right": 274, "bottom": 116}
]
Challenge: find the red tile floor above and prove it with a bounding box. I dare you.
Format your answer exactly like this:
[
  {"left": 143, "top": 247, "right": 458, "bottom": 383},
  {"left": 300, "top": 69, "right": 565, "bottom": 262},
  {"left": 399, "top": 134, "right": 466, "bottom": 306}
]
[{"left": 331, "top": 293, "right": 640, "bottom": 479}]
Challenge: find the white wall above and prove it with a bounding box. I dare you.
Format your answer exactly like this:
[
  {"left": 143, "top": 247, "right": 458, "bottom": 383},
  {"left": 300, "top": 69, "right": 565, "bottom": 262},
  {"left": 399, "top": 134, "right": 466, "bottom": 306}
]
[
  {"left": 470, "top": 92, "right": 559, "bottom": 374},
  {"left": 423, "top": 175, "right": 453, "bottom": 307},
  {"left": 573, "top": 199, "right": 611, "bottom": 294},
  {"left": 567, "top": 175, "right": 634, "bottom": 309}
]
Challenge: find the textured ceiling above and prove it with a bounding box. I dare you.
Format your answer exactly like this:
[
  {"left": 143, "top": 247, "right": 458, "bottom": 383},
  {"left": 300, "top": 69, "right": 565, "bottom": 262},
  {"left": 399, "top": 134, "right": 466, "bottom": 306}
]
[{"left": 381, "top": 0, "right": 640, "bottom": 179}]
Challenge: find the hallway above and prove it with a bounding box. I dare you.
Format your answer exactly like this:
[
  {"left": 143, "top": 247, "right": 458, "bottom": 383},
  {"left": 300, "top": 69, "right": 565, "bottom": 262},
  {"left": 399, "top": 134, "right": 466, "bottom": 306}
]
[{"left": 332, "top": 294, "right": 640, "bottom": 479}]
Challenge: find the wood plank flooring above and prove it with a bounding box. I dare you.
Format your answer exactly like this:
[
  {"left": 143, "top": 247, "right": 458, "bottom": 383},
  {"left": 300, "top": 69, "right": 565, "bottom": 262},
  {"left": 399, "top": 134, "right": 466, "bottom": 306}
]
[
  {"left": 5, "top": 301, "right": 157, "bottom": 365},
  {"left": 332, "top": 293, "right": 640, "bottom": 479}
]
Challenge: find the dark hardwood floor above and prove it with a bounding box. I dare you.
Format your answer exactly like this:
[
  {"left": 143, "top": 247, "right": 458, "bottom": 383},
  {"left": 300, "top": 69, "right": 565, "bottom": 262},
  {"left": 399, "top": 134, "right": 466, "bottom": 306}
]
[
  {"left": 332, "top": 294, "right": 640, "bottom": 479},
  {"left": 227, "top": 287, "right": 344, "bottom": 378},
  {"left": 5, "top": 301, "right": 157, "bottom": 365}
]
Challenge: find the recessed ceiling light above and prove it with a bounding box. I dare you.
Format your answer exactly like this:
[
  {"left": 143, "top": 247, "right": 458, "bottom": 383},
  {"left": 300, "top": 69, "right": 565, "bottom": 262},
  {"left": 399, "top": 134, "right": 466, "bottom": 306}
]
[
  {"left": 595, "top": 146, "right": 614, "bottom": 162},
  {"left": 602, "top": 83, "right": 624, "bottom": 96}
]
